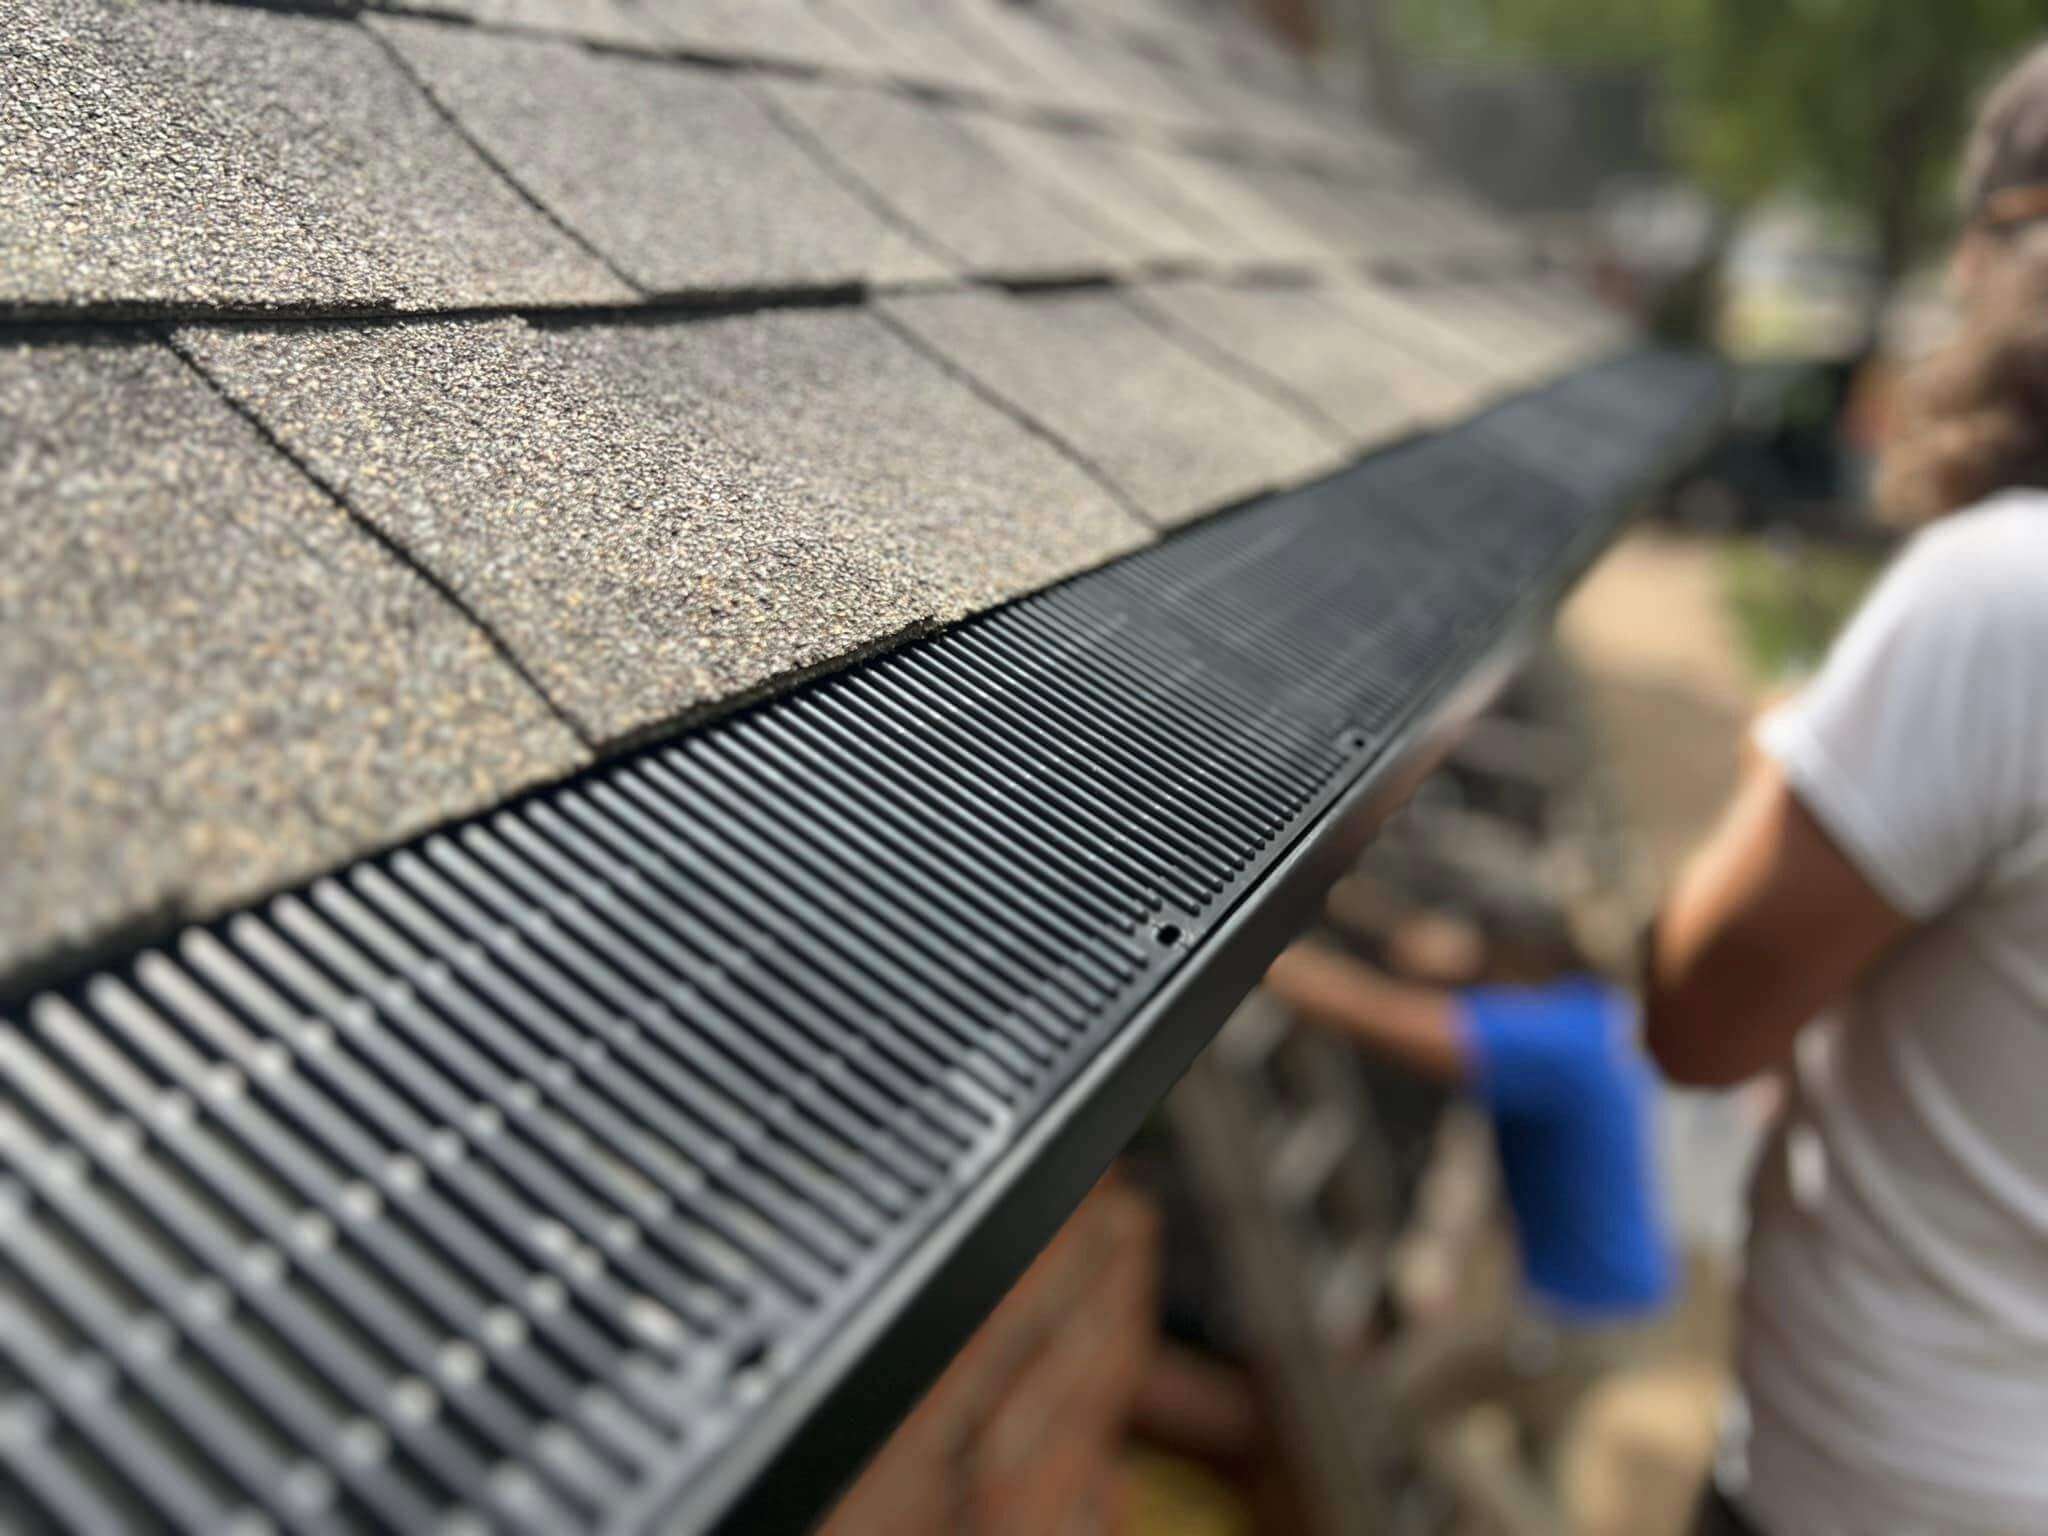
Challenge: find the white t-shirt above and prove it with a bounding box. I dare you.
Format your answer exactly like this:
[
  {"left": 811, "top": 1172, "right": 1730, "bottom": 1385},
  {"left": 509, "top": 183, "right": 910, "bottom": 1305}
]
[{"left": 1735, "top": 493, "right": 2048, "bottom": 1535}]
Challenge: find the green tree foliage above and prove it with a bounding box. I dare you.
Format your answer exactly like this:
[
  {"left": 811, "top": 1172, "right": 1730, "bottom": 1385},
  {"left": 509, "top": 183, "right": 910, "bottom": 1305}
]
[{"left": 1396, "top": 0, "right": 2045, "bottom": 274}]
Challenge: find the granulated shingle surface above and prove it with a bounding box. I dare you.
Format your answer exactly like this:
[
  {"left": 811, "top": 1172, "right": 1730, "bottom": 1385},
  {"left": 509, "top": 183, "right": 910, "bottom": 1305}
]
[
  {"left": 176, "top": 308, "right": 1152, "bottom": 745},
  {"left": 1025, "top": 18, "right": 1213, "bottom": 131},
  {"left": 1332, "top": 280, "right": 1581, "bottom": 395},
  {"left": 760, "top": 79, "right": 1132, "bottom": 280},
  {"left": 834, "top": 0, "right": 1203, "bottom": 128},
  {"left": 811, "top": 0, "right": 1035, "bottom": 100},
  {"left": 374, "top": 19, "right": 950, "bottom": 293},
  {"left": 936, "top": 1, "right": 1189, "bottom": 122},
  {"left": 881, "top": 286, "right": 1348, "bottom": 526},
  {"left": 0, "top": 336, "right": 583, "bottom": 973},
  {"left": 1334, "top": 182, "right": 1531, "bottom": 275},
  {"left": 1446, "top": 278, "right": 1627, "bottom": 382},
  {"left": 640, "top": 0, "right": 884, "bottom": 70},
  {"left": 1169, "top": 59, "right": 1362, "bottom": 156},
  {"left": 390, "top": 0, "right": 669, "bottom": 50},
  {"left": 0, "top": 0, "right": 630, "bottom": 315},
  {"left": 957, "top": 118, "right": 1217, "bottom": 268},
  {"left": 1248, "top": 167, "right": 1415, "bottom": 266},
  {"left": 178, "top": 315, "right": 950, "bottom": 746},
  {"left": 550, "top": 309, "right": 1153, "bottom": 615},
  {"left": 1319, "top": 278, "right": 1516, "bottom": 405},
  {"left": 1115, "top": 145, "right": 1341, "bottom": 266},
  {"left": 1123, "top": 280, "right": 1424, "bottom": 448}
]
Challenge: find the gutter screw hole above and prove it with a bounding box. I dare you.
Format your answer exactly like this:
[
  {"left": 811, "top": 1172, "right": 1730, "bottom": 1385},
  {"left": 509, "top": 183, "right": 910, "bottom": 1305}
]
[{"left": 727, "top": 1337, "right": 771, "bottom": 1379}]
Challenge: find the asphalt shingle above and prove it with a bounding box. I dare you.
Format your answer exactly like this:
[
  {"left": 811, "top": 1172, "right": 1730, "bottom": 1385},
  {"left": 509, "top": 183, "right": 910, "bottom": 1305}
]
[
  {"left": 921, "top": 0, "right": 1219, "bottom": 131},
  {"left": 1458, "top": 278, "right": 1629, "bottom": 379},
  {"left": 0, "top": 0, "right": 630, "bottom": 315},
  {"left": 373, "top": 19, "right": 950, "bottom": 294},
  {"left": 639, "top": 0, "right": 882, "bottom": 70},
  {"left": 1240, "top": 163, "right": 1518, "bottom": 275},
  {"left": 176, "top": 315, "right": 927, "bottom": 746},
  {"left": 549, "top": 308, "right": 1154, "bottom": 614},
  {"left": 1238, "top": 163, "right": 1405, "bottom": 265},
  {"left": 1116, "top": 144, "right": 1341, "bottom": 266},
  {"left": 0, "top": 335, "right": 584, "bottom": 973},
  {"left": 179, "top": 309, "right": 1150, "bottom": 744},
  {"left": 1056, "top": 1, "right": 1353, "bottom": 148},
  {"left": 1526, "top": 278, "right": 1633, "bottom": 362},
  {"left": 1040, "top": 24, "right": 1215, "bottom": 132},
  {"left": 937, "top": 1, "right": 1196, "bottom": 124},
  {"left": 881, "top": 286, "right": 1348, "bottom": 526},
  {"left": 1339, "top": 182, "right": 1533, "bottom": 276},
  {"left": 811, "top": 0, "right": 1038, "bottom": 101},
  {"left": 1058, "top": 0, "right": 1228, "bottom": 61},
  {"left": 1319, "top": 278, "right": 1527, "bottom": 402},
  {"left": 760, "top": 79, "right": 1133, "bottom": 281},
  {"left": 955, "top": 118, "right": 1216, "bottom": 268},
  {"left": 1122, "top": 280, "right": 1428, "bottom": 447},
  {"left": 390, "top": 0, "right": 669, "bottom": 50},
  {"left": 1174, "top": 60, "right": 1368, "bottom": 157}
]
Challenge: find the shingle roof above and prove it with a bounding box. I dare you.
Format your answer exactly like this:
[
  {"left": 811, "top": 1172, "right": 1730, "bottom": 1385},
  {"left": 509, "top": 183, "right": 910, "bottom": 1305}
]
[
  {"left": 645, "top": 0, "right": 884, "bottom": 72},
  {"left": 370, "top": 19, "right": 951, "bottom": 293},
  {"left": 175, "top": 310, "right": 1145, "bottom": 748},
  {"left": 881, "top": 286, "right": 1350, "bottom": 522},
  {"left": 1, "top": 334, "right": 583, "bottom": 965},
  {"left": 1, "top": 0, "right": 630, "bottom": 315},
  {"left": 1122, "top": 278, "right": 1434, "bottom": 446},
  {"left": 2, "top": 0, "right": 1626, "bottom": 982},
  {"left": 758, "top": 79, "right": 1135, "bottom": 281}
]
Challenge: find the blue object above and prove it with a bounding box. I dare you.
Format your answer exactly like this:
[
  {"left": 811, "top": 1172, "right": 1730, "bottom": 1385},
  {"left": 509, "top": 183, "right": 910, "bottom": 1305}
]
[{"left": 1456, "top": 978, "right": 1677, "bottom": 1322}]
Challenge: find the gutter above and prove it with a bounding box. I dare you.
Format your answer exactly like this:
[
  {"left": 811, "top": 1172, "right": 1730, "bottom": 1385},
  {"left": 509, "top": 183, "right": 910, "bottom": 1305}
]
[{"left": 0, "top": 348, "right": 1722, "bottom": 1536}]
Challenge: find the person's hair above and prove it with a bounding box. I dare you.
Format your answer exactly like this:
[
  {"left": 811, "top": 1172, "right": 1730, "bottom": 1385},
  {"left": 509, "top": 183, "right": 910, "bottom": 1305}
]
[{"left": 1877, "top": 41, "right": 2048, "bottom": 526}]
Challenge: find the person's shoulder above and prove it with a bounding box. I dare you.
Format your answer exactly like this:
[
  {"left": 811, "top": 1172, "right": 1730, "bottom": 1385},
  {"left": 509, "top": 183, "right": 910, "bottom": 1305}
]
[
  {"left": 1880, "top": 493, "right": 2048, "bottom": 642},
  {"left": 1908, "top": 492, "right": 2048, "bottom": 586}
]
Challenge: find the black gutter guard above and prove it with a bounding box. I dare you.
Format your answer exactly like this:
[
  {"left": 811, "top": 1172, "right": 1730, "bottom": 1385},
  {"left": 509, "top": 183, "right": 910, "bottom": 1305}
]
[{"left": 0, "top": 349, "right": 1721, "bottom": 1536}]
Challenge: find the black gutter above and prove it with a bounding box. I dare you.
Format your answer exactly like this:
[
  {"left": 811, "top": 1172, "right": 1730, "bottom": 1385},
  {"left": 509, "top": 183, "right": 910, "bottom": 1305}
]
[
  {"left": 0, "top": 348, "right": 1721, "bottom": 1536},
  {"left": 673, "top": 350, "right": 1723, "bottom": 1536}
]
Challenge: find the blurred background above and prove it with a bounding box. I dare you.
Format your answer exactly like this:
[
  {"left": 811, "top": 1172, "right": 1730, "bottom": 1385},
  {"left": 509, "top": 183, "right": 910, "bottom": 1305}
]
[{"left": 817, "top": 3, "right": 2032, "bottom": 1533}]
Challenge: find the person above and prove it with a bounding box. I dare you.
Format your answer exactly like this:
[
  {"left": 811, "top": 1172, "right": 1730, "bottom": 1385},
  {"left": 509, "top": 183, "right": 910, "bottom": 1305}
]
[
  {"left": 1645, "top": 41, "right": 2048, "bottom": 1536},
  {"left": 1267, "top": 908, "right": 1675, "bottom": 1331}
]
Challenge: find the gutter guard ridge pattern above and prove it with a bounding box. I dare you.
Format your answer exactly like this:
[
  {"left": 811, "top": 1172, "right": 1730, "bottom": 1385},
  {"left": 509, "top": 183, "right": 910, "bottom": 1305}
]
[{"left": 0, "top": 349, "right": 1721, "bottom": 1536}]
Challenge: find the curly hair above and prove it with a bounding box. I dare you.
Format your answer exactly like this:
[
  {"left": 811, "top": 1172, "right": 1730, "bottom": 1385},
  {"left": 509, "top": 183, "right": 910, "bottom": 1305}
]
[{"left": 1876, "top": 41, "right": 2048, "bottom": 526}]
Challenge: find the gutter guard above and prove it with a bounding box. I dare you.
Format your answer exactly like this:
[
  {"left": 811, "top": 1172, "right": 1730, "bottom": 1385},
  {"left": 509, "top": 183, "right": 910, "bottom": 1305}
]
[{"left": 0, "top": 349, "right": 1721, "bottom": 1536}]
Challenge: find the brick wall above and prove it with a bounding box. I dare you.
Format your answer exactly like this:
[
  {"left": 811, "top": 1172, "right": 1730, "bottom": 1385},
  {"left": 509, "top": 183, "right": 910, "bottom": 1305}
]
[{"left": 816, "top": 1172, "right": 1161, "bottom": 1536}]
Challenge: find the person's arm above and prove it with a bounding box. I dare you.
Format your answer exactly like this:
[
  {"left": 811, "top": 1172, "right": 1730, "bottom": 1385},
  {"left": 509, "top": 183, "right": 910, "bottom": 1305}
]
[
  {"left": 1646, "top": 517, "right": 2047, "bottom": 1089},
  {"left": 1643, "top": 753, "right": 1911, "bottom": 1088},
  {"left": 1264, "top": 942, "right": 1470, "bottom": 1085}
]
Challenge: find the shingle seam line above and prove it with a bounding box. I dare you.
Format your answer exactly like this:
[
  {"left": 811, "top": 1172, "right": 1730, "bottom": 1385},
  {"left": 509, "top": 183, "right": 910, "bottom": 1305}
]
[
  {"left": 0, "top": 286, "right": 886, "bottom": 332},
  {"left": 0, "top": 264, "right": 1490, "bottom": 330},
  {"left": 866, "top": 304, "right": 1158, "bottom": 528},
  {"left": 1113, "top": 285, "right": 1367, "bottom": 448},
  {"left": 740, "top": 79, "right": 972, "bottom": 277},
  {"left": 158, "top": 328, "right": 601, "bottom": 753},
  {"left": 0, "top": 262, "right": 1547, "bottom": 336},
  {"left": 360, "top": 14, "right": 650, "bottom": 299}
]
